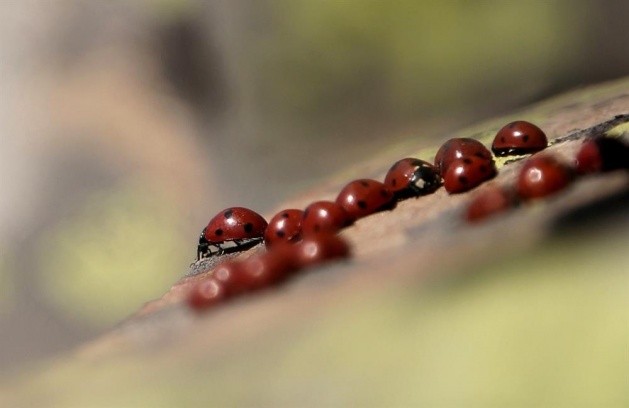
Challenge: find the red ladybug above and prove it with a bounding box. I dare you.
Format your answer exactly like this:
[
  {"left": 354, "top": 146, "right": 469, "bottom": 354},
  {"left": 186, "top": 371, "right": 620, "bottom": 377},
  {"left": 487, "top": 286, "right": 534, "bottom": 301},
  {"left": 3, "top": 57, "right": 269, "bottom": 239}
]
[
  {"left": 443, "top": 156, "right": 497, "bottom": 194},
  {"left": 434, "top": 138, "right": 493, "bottom": 175},
  {"left": 224, "top": 249, "right": 297, "bottom": 294},
  {"left": 384, "top": 158, "right": 442, "bottom": 199},
  {"left": 336, "top": 179, "right": 394, "bottom": 221},
  {"left": 517, "top": 154, "right": 573, "bottom": 199},
  {"left": 210, "top": 260, "right": 250, "bottom": 296},
  {"left": 197, "top": 207, "right": 268, "bottom": 260},
  {"left": 465, "top": 186, "right": 518, "bottom": 223},
  {"left": 301, "top": 201, "right": 351, "bottom": 234},
  {"left": 295, "top": 233, "right": 351, "bottom": 268},
  {"left": 264, "top": 209, "right": 304, "bottom": 247},
  {"left": 575, "top": 136, "right": 629, "bottom": 174},
  {"left": 211, "top": 246, "right": 298, "bottom": 296},
  {"left": 187, "top": 278, "right": 227, "bottom": 310},
  {"left": 492, "top": 121, "right": 547, "bottom": 157}
]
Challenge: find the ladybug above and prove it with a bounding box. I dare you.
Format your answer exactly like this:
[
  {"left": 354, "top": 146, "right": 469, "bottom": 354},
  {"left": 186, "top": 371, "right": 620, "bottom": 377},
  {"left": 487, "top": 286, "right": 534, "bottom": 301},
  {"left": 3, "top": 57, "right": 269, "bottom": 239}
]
[
  {"left": 384, "top": 158, "right": 442, "bottom": 199},
  {"left": 335, "top": 179, "right": 394, "bottom": 221},
  {"left": 492, "top": 120, "right": 547, "bottom": 157},
  {"left": 264, "top": 209, "right": 304, "bottom": 247},
  {"left": 465, "top": 185, "right": 518, "bottom": 223},
  {"left": 197, "top": 207, "right": 268, "bottom": 260},
  {"left": 187, "top": 277, "right": 227, "bottom": 310},
  {"left": 237, "top": 246, "right": 299, "bottom": 290},
  {"left": 210, "top": 260, "right": 249, "bottom": 296},
  {"left": 212, "top": 247, "right": 297, "bottom": 295},
  {"left": 517, "top": 154, "right": 574, "bottom": 199},
  {"left": 295, "top": 233, "right": 351, "bottom": 268},
  {"left": 575, "top": 136, "right": 629, "bottom": 174},
  {"left": 301, "top": 200, "right": 351, "bottom": 235},
  {"left": 443, "top": 156, "right": 497, "bottom": 194},
  {"left": 434, "top": 138, "right": 493, "bottom": 175}
]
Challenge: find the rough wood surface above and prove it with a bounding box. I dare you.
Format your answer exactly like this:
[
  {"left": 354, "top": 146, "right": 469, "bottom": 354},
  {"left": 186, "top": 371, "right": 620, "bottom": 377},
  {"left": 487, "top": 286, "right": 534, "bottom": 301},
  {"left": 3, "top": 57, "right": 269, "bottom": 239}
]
[{"left": 2, "top": 78, "right": 628, "bottom": 407}]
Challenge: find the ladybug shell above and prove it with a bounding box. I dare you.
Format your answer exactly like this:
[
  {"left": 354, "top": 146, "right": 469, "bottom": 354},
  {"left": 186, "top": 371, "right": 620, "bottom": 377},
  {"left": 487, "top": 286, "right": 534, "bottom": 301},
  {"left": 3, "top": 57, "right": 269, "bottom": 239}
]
[
  {"left": 517, "top": 154, "right": 573, "bottom": 199},
  {"left": 204, "top": 207, "right": 268, "bottom": 243},
  {"left": 237, "top": 245, "right": 299, "bottom": 290},
  {"left": 492, "top": 121, "right": 547, "bottom": 156},
  {"left": 575, "top": 136, "right": 629, "bottom": 174},
  {"left": 213, "top": 247, "right": 297, "bottom": 295},
  {"left": 384, "top": 158, "right": 441, "bottom": 197},
  {"left": 301, "top": 200, "right": 351, "bottom": 234},
  {"left": 187, "top": 278, "right": 228, "bottom": 310},
  {"left": 264, "top": 209, "right": 304, "bottom": 247},
  {"left": 434, "top": 138, "right": 492, "bottom": 175},
  {"left": 575, "top": 139, "right": 603, "bottom": 174},
  {"left": 443, "top": 156, "right": 497, "bottom": 194},
  {"left": 295, "top": 233, "right": 351, "bottom": 268},
  {"left": 465, "top": 186, "right": 517, "bottom": 223},
  {"left": 336, "top": 179, "right": 394, "bottom": 221},
  {"left": 211, "top": 260, "right": 250, "bottom": 296}
]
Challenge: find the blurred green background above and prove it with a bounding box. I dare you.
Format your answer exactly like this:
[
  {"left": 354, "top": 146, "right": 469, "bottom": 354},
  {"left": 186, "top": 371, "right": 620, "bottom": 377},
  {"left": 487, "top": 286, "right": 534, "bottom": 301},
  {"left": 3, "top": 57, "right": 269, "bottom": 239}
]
[{"left": 0, "top": 0, "right": 627, "bottom": 374}]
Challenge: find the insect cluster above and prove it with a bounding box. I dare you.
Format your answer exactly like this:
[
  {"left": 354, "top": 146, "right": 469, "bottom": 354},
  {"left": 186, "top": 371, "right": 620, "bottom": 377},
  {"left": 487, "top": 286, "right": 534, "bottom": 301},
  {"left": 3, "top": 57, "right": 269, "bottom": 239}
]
[{"left": 188, "top": 120, "right": 629, "bottom": 311}]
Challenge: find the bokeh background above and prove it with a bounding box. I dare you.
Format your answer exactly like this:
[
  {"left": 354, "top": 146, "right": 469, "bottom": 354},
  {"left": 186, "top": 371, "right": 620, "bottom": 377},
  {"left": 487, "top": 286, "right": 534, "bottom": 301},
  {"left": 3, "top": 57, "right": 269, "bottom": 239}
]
[{"left": 0, "top": 0, "right": 627, "bottom": 374}]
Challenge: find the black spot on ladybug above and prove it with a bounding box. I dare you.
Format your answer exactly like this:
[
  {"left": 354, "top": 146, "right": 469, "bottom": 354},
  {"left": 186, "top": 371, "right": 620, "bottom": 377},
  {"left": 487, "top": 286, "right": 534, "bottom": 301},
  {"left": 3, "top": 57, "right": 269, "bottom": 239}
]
[
  {"left": 500, "top": 136, "right": 506, "bottom": 143},
  {"left": 459, "top": 176, "right": 469, "bottom": 185},
  {"left": 391, "top": 179, "right": 397, "bottom": 186},
  {"left": 522, "top": 134, "right": 530, "bottom": 142},
  {"left": 215, "top": 228, "right": 223, "bottom": 236},
  {"left": 463, "top": 158, "right": 472, "bottom": 164},
  {"left": 276, "top": 230, "right": 286, "bottom": 238},
  {"left": 357, "top": 200, "right": 368, "bottom": 209},
  {"left": 244, "top": 223, "right": 253, "bottom": 233},
  {"left": 474, "top": 152, "right": 487, "bottom": 159},
  {"left": 282, "top": 212, "right": 289, "bottom": 218},
  {"left": 360, "top": 180, "right": 370, "bottom": 188},
  {"left": 224, "top": 209, "right": 233, "bottom": 219}
]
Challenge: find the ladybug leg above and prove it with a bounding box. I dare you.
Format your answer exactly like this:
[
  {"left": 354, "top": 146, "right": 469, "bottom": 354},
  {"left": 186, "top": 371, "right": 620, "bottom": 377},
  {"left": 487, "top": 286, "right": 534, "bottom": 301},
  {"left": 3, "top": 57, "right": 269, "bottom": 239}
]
[
  {"left": 196, "top": 228, "right": 224, "bottom": 260},
  {"left": 238, "top": 237, "right": 263, "bottom": 248},
  {"left": 218, "top": 240, "right": 240, "bottom": 255},
  {"left": 200, "top": 238, "right": 262, "bottom": 260},
  {"left": 223, "top": 238, "right": 262, "bottom": 255},
  {"left": 197, "top": 229, "right": 210, "bottom": 260}
]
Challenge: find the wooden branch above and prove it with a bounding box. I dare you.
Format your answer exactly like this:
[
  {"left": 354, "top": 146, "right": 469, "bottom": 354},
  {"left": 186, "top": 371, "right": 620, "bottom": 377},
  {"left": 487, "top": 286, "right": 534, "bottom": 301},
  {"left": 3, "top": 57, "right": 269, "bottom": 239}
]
[{"left": 2, "top": 77, "right": 628, "bottom": 407}]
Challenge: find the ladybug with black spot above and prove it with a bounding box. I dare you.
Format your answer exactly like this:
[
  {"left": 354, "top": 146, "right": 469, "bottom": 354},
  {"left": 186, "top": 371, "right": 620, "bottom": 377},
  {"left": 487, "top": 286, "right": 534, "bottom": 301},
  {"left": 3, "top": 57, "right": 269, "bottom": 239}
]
[
  {"left": 264, "top": 209, "right": 304, "bottom": 247},
  {"left": 434, "top": 138, "right": 493, "bottom": 175},
  {"left": 197, "top": 207, "right": 268, "bottom": 260},
  {"left": 492, "top": 120, "right": 548, "bottom": 157},
  {"left": 443, "top": 156, "right": 497, "bottom": 194},
  {"left": 336, "top": 179, "right": 394, "bottom": 221},
  {"left": 301, "top": 200, "right": 350, "bottom": 235},
  {"left": 384, "top": 158, "right": 441, "bottom": 199}
]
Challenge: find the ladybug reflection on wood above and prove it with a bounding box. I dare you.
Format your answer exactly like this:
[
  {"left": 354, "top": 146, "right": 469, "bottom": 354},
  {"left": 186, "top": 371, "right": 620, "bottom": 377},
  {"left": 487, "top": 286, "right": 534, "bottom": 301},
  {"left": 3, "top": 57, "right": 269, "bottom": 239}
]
[{"left": 197, "top": 207, "right": 268, "bottom": 260}]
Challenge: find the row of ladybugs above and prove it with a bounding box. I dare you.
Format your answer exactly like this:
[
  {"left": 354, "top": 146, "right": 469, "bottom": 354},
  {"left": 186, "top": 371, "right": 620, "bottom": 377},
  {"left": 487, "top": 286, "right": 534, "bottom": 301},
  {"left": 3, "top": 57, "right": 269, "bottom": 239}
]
[{"left": 187, "top": 121, "right": 629, "bottom": 310}]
